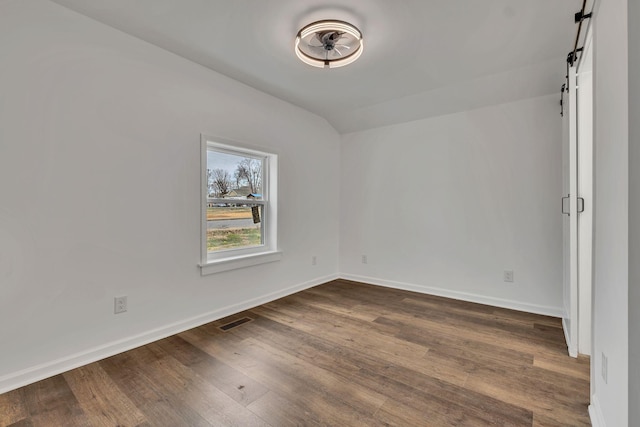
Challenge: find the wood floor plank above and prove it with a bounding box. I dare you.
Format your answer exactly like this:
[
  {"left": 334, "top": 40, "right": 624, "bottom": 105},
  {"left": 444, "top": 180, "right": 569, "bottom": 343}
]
[
  {"left": 533, "top": 353, "right": 591, "bottom": 382},
  {"left": 4, "top": 419, "right": 34, "bottom": 427},
  {"left": 533, "top": 411, "right": 589, "bottom": 427},
  {"left": 181, "top": 328, "right": 390, "bottom": 426},
  {"left": 376, "top": 314, "right": 536, "bottom": 370},
  {"left": 0, "top": 388, "right": 28, "bottom": 426},
  {"left": 465, "top": 371, "right": 590, "bottom": 425},
  {"left": 294, "top": 286, "right": 403, "bottom": 322},
  {"left": 252, "top": 301, "right": 430, "bottom": 368},
  {"left": 374, "top": 396, "right": 497, "bottom": 427},
  {"left": 0, "top": 280, "right": 590, "bottom": 426},
  {"left": 245, "top": 336, "right": 387, "bottom": 409},
  {"left": 305, "top": 280, "right": 424, "bottom": 312},
  {"left": 400, "top": 296, "right": 563, "bottom": 344},
  {"left": 259, "top": 294, "right": 401, "bottom": 335},
  {"left": 246, "top": 304, "right": 531, "bottom": 425},
  {"left": 21, "top": 376, "right": 91, "bottom": 427},
  {"left": 246, "top": 391, "right": 328, "bottom": 427},
  {"left": 397, "top": 302, "right": 567, "bottom": 352},
  {"left": 241, "top": 312, "right": 408, "bottom": 377},
  {"left": 361, "top": 365, "right": 533, "bottom": 426},
  {"left": 139, "top": 342, "right": 272, "bottom": 427},
  {"left": 236, "top": 313, "right": 531, "bottom": 426},
  {"left": 379, "top": 309, "right": 566, "bottom": 359},
  {"left": 62, "top": 363, "right": 146, "bottom": 427},
  {"left": 364, "top": 366, "right": 533, "bottom": 427},
  {"left": 154, "top": 335, "right": 270, "bottom": 407},
  {"left": 99, "top": 350, "right": 213, "bottom": 427}
]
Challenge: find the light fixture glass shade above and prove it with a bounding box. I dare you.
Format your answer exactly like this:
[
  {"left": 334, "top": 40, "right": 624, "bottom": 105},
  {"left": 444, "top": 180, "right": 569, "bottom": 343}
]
[{"left": 295, "top": 20, "right": 363, "bottom": 68}]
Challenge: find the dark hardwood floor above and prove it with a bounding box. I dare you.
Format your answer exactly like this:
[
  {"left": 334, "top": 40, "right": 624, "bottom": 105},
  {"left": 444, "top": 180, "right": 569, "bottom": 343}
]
[{"left": 0, "top": 280, "right": 591, "bottom": 426}]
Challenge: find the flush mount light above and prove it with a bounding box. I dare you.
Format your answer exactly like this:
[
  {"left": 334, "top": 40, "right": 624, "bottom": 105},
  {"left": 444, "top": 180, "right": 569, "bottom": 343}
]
[{"left": 295, "top": 20, "right": 364, "bottom": 69}]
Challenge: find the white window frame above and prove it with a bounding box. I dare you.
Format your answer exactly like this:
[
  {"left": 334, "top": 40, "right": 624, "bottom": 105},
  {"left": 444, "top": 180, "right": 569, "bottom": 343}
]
[{"left": 199, "top": 135, "right": 280, "bottom": 275}]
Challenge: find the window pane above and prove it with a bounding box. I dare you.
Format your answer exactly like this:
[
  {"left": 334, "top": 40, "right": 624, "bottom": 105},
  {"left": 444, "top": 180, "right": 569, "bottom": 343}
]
[
  {"left": 206, "top": 148, "right": 265, "bottom": 253},
  {"left": 207, "top": 150, "right": 263, "bottom": 199},
  {"left": 207, "top": 203, "right": 263, "bottom": 252}
]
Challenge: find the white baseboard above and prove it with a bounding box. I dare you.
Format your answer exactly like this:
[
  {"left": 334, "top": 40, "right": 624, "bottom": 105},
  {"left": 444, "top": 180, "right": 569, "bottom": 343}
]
[
  {"left": 589, "top": 395, "right": 607, "bottom": 427},
  {"left": 0, "top": 273, "right": 339, "bottom": 394},
  {"left": 562, "top": 317, "right": 578, "bottom": 358},
  {"left": 338, "top": 273, "right": 563, "bottom": 317}
]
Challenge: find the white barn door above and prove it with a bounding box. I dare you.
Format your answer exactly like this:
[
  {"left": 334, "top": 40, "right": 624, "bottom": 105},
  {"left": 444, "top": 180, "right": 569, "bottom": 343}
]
[
  {"left": 562, "top": 27, "right": 594, "bottom": 358},
  {"left": 562, "top": 65, "right": 579, "bottom": 358},
  {"left": 576, "top": 30, "right": 593, "bottom": 356}
]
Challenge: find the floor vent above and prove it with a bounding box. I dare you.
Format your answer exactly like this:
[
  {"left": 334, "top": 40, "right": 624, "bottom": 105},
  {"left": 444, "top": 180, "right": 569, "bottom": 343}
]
[{"left": 219, "top": 317, "right": 253, "bottom": 331}]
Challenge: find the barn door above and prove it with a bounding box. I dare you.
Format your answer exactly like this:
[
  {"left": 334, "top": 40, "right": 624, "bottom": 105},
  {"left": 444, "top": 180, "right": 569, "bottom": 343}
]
[{"left": 562, "top": 66, "right": 579, "bottom": 358}]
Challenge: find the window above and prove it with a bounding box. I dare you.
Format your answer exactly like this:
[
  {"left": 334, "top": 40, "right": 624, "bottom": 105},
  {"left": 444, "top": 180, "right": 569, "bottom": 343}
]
[{"left": 200, "top": 136, "right": 280, "bottom": 275}]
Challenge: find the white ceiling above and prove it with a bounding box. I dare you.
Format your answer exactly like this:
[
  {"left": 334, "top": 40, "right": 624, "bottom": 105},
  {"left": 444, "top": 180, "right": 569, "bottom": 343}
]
[{"left": 50, "top": 0, "right": 581, "bottom": 133}]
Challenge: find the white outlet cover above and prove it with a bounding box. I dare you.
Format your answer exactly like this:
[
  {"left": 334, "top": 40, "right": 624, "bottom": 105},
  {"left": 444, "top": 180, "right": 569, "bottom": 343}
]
[{"left": 114, "top": 296, "right": 127, "bottom": 314}]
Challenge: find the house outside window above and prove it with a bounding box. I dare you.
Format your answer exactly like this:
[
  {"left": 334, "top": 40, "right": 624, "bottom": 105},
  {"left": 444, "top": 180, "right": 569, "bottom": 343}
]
[{"left": 200, "top": 136, "right": 280, "bottom": 275}]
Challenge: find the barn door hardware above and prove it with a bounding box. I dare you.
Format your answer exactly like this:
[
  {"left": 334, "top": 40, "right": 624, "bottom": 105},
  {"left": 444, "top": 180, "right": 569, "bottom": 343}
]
[
  {"left": 561, "top": 0, "right": 593, "bottom": 113},
  {"left": 575, "top": 10, "right": 592, "bottom": 24}
]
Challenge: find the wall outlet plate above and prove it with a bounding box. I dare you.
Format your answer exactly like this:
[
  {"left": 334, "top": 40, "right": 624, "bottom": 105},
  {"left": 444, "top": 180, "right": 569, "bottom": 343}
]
[
  {"left": 114, "top": 296, "right": 127, "bottom": 314},
  {"left": 504, "top": 270, "right": 514, "bottom": 282}
]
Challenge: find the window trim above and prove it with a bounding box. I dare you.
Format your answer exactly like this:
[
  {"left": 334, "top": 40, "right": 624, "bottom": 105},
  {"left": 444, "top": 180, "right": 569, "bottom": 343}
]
[{"left": 199, "top": 135, "right": 280, "bottom": 275}]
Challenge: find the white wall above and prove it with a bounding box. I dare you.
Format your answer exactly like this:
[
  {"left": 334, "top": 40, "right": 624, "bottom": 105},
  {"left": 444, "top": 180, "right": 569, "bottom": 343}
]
[
  {"left": 340, "top": 95, "right": 563, "bottom": 315},
  {"left": 0, "top": 0, "right": 340, "bottom": 392},
  {"left": 628, "top": 0, "right": 640, "bottom": 424},
  {"left": 590, "top": 0, "right": 630, "bottom": 425}
]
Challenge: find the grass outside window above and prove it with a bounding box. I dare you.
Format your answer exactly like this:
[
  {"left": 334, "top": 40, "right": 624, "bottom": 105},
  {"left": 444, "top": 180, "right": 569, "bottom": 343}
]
[{"left": 207, "top": 206, "right": 262, "bottom": 252}]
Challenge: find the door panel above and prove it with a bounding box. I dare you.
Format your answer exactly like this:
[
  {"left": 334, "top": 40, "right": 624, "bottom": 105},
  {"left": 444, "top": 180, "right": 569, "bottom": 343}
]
[
  {"left": 577, "top": 32, "right": 593, "bottom": 356},
  {"left": 562, "top": 66, "right": 579, "bottom": 358}
]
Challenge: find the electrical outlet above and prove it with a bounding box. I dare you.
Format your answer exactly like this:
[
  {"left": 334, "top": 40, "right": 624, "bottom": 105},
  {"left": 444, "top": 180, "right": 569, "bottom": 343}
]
[
  {"left": 602, "top": 352, "right": 608, "bottom": 383},
  {"left": 504, "top": 270, "right": 514, "bottom": 282},
  {"left": 311, "top": 256, "right": 317, "bottom": 266},
  {"left": 114, "top": 296, "right": 127, "bottom": 314},
  {"left": 361, "top": 255, "right": 368, "bottom": 264}
]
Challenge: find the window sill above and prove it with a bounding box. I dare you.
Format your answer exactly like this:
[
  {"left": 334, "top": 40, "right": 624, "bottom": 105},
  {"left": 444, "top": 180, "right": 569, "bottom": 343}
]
[{"left": 199, "top": 250, "right": 282, "bottom": 275}]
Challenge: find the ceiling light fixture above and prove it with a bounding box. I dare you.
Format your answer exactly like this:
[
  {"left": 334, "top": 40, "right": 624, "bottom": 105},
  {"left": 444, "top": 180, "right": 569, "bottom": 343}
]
[{"left": 295, "top": 20, "right": 364, "bottom": 69}]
